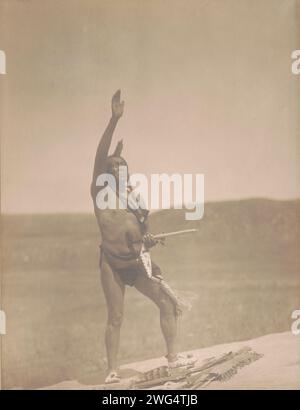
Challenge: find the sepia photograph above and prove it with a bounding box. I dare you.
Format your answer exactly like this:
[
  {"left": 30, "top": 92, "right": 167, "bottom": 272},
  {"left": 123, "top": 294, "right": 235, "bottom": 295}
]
[{"left": 0, "top": 0, "right": 299, "bottom": 392}]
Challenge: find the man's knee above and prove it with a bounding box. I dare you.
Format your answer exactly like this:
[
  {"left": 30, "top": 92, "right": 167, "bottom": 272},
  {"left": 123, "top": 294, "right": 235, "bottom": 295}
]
[
  {"left": 158, "top": 293, "right": 174, "bottom": 314},
  {"left": 107, "top": 311, "right": 123, "bottom": 328}
]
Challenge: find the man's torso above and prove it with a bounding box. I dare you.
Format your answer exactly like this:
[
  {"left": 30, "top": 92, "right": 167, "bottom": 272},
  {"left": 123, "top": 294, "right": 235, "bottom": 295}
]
[{"left": 94, "top": 207, "right": 143, "bottom": 256}]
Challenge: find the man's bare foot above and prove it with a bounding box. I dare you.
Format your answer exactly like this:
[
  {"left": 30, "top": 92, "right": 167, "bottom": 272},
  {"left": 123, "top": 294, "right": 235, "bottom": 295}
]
[
  {"left": 104, "top": 370, "right": 121, "bottom": 384},
  {"left": 168, "top": 353, "right": 197, "bottom": 369}
]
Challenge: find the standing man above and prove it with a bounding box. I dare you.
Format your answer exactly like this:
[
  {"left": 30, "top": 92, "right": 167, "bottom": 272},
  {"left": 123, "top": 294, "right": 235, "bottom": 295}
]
[{"left": 91, "top": 90, "right": 194, "bottom": 383}]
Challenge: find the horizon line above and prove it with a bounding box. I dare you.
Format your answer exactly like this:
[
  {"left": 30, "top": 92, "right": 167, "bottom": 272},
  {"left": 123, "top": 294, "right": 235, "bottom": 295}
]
[{"left": 1, "top": 196, "right": 300, "bottom": 217}]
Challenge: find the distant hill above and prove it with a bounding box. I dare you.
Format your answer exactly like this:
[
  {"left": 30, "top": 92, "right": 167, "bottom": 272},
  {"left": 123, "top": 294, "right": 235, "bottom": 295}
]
[
  {"left": 2, "top": 198, "right": 299, "bottom": 270},
  {"left": 150, "top": 198, "right": 300, "bottom": 261}
]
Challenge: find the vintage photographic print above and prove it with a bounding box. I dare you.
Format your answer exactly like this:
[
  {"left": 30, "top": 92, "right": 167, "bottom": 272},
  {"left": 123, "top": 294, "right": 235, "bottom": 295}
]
[{"left": 0, "top": 0, "right": 299, "bottom": 391}]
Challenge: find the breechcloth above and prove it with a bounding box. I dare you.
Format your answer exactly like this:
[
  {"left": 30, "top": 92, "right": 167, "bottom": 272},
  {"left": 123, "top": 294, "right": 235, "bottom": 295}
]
[
  {"left": 100, "top": 245, "right": 162, "bottom": 286},
  {"left": 100, "top": 245, "right": 182, "bottom": 315}
]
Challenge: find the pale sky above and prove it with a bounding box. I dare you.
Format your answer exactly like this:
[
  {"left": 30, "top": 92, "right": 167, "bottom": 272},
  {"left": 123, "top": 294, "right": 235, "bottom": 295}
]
[{"left": 0, "top": 0, "right": 299, "bottom": 213}]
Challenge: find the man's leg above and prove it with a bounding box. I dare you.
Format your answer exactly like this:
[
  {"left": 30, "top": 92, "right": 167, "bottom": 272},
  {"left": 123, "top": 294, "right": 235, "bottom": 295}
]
[
  {"left": 100, "top": 254, "right": 125, "bottom": 375},
  {"left": 134, "top": 270, "right": 178, "bottom": 361}
]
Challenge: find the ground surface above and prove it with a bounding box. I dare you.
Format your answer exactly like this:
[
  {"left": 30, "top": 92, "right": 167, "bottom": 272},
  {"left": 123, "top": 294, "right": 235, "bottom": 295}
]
[
  {"left": 2, "top": 199, "right": 300, "bottom": 389},
  {"left": 43, "top": 332, "right": 300, "bottom": 390}
]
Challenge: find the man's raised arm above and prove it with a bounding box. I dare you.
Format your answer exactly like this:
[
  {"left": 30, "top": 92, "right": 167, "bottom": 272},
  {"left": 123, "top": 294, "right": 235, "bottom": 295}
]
[{"left": 91, "top": 90, "right": 124, "bottom": 198}]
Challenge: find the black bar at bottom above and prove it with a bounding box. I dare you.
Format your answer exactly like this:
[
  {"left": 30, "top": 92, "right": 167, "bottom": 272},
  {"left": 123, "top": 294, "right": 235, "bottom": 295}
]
[{"left": 0, "top": 389, "right": 294, "bottom": 408}]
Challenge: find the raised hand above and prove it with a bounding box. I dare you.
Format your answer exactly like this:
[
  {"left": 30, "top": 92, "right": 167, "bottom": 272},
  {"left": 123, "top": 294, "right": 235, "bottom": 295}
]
[{"left": 111, "top": 90, "right": 124, "bottom": 119}]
